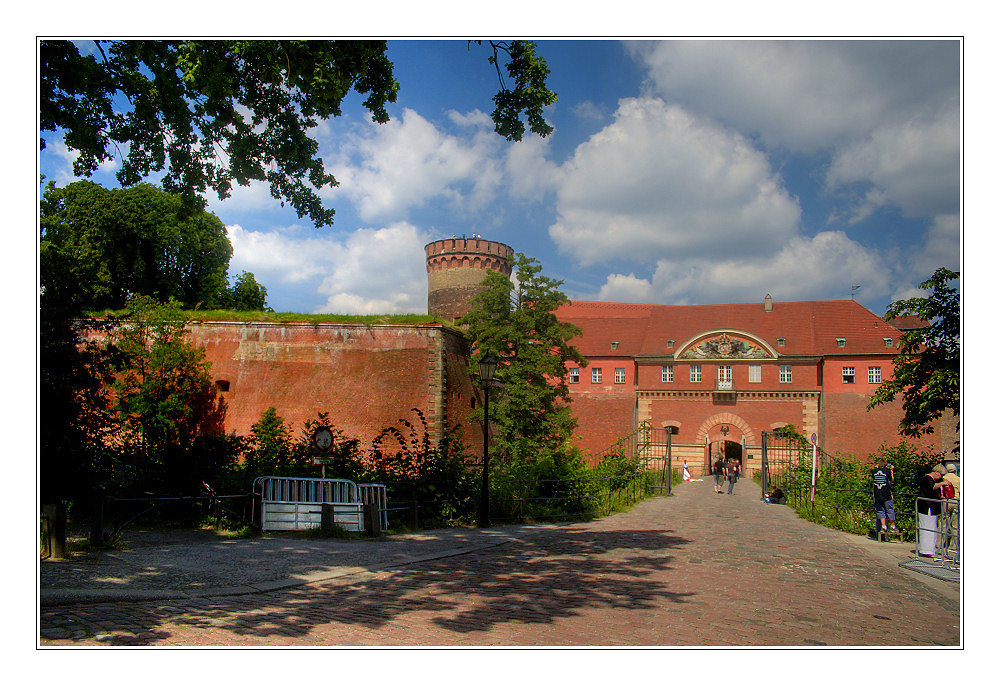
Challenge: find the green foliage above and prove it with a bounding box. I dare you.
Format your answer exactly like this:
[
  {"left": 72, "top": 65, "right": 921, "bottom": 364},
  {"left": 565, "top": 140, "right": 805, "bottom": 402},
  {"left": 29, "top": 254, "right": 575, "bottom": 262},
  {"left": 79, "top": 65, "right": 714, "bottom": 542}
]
[
  {"left": 364, "top": 411, "right": 480, "bottom": 527},
  {"left": 476, "top": 40, "right": 557, "bottom": 141},
  {"left": 869, "top": 267, "right": 960, "bottom": 447},
  {"left": 41, "top": 39, "right": 556, "bottom": 227},
  {"left": 40, "top": 180, "right": 232, "bottom": 312},
  {"left": 771, "top": 441, "right": 944, "bottom": 540},
  {"left": 460, "top": 253, "right": 587, "bottom": 465},
  {"left": 221, "top": 271, "right": 271, "bottom": 312}
]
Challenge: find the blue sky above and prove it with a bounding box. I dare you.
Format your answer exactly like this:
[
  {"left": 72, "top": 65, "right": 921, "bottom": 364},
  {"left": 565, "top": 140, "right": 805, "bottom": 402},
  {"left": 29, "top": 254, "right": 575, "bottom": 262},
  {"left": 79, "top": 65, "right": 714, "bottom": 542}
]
[{"left": 38, "top": 38, "right": 961, "bottom": 318}]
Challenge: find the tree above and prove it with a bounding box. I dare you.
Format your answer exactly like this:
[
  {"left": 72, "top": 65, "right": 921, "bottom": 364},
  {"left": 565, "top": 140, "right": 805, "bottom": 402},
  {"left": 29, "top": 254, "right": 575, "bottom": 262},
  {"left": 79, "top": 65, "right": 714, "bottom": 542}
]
[
  {"left": 868, "top": 268, "right": 960, "bottom": 448},
  {"left": 40, "top": 180, "right": 232, "bottom": 311},
  {"left": 40, "top": 39, "right": 556, "bottom": 227},
  {"left": 223, "top": 271, "right": 271, "bottom": 312},
  {"left": 105, "top": 295, "right": 224, "bottom": 491},
  {"left": 460, "top": 254, "right": 587, "bottom": 464}
]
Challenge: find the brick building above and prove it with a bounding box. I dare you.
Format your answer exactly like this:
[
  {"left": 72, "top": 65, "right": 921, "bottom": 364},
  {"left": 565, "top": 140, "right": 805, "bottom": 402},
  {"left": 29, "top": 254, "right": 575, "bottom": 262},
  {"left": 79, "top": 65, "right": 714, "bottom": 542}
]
[
  {"left": 174, "top": 237, "right": 951, "bottom": 474},
  {"left": 556, "top": 297, "right": 955, "bottom": 475}
]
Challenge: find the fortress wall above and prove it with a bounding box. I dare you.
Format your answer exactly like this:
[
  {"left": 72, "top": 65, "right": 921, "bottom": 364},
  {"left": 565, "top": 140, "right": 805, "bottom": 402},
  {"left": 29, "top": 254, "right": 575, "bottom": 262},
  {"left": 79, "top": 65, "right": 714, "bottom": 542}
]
[{"left": 187, "top": 322, "right": 478, "bottom": 451}]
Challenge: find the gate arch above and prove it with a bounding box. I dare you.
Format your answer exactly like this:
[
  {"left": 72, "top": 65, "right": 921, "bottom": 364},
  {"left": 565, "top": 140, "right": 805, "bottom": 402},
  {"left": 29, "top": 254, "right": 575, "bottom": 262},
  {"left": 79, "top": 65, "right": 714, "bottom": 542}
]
[{"left": 696, "top": 413, "right": 753, "bottom": 473}]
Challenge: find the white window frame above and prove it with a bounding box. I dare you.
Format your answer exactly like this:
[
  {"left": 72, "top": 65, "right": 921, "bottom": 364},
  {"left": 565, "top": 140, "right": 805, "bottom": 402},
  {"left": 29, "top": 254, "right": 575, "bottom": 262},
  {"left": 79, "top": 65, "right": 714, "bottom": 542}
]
[
  {"left": 592, "top": 367, "right": 602, "bottom": 384},
  {"left": 748, "top": 364, "right": 761, "bottom": 383},
  {"left": 868, "top": 366, "right": 881, "bottom": 384},
  {"left": 690, "top": 365, "right": 702, "bottom": 383},
  {"left": 843, "top": 366, "right": 855, "bottom": 384},
  {"left": 569, "top": 368, "right": 579, "bottom": 384},
  {"left": 718, "top": 365, "right": 732, "bottom": 382},
  {"left": 662, "top": 365, "right": 673, "bottom": 383},
  {"left": 614, "top": 368, "right": 626, "bottom": 384},
  {"left": 779, "top": 365, "right": 792, "bottom": 383}
]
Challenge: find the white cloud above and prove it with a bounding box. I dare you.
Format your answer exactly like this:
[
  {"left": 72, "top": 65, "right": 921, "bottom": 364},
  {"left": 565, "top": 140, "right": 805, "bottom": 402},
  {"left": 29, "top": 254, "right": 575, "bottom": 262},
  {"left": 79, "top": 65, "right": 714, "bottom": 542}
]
[
  {"left": 628, "top": 40, "right": 958, "bottom": 154},
  {"left": 906, "top": 213, "right": 961, "bottom": 282},
  {"left": 227, "top": 222, "right": 429, "bottom": 314},
  {"left": 598, "top": 230, "right": 888, "bottom": 306},
  {"left": 205, "top": 179, "right": 285, "bottom": 218},
  {"left": 503, "top": 135, "right": 562, "bottom": 201},
  {"left": 325, "top": 107, "right": 503, "bottom": 222},
  {"left": 826, "top": 107, "right": 960, "bottom": 220},
  {"left": 627, "top": 40, "right": 960, "bottom": 223},
  {"left": 549, "top": 97, "right": 801, "bottom": 265},
  {"left": 314, "top": 224, "right": 428, "bottom": 314}
]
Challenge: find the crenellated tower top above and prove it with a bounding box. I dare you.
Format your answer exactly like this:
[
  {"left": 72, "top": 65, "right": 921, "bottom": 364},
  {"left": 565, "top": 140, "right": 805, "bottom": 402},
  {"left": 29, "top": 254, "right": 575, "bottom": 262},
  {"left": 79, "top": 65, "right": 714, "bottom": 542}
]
[{"left": 425, "top": 236, "right": 514, "bottom": 322}]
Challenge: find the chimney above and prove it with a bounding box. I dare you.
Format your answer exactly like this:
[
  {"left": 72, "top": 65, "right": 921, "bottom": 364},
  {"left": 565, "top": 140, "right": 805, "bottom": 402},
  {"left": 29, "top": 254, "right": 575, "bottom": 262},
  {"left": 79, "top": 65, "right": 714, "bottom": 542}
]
[{"left": 764, "top": 294, "right": 772, "bottom": 313}]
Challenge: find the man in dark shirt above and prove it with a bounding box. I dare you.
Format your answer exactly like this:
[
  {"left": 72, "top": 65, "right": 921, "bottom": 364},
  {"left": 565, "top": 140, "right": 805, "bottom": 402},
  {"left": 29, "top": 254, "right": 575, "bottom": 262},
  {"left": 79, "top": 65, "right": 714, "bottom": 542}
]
[{"left": 872, "top": 458, "right": 897, "bottom": 538}]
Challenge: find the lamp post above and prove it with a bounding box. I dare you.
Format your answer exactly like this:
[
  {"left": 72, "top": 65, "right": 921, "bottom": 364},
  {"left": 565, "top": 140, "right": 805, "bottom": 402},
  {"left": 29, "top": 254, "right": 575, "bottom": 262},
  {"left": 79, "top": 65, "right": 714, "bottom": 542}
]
[{"left": 478, "top": 354, "right": 498, "bottom": 527}]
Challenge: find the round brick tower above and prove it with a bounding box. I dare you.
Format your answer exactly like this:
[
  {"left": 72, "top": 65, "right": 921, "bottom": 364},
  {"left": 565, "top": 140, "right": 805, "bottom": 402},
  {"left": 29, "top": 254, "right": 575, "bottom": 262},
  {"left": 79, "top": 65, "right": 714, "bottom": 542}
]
[{"left": 425, "top": 236, "right": 514, "bottom": 321}]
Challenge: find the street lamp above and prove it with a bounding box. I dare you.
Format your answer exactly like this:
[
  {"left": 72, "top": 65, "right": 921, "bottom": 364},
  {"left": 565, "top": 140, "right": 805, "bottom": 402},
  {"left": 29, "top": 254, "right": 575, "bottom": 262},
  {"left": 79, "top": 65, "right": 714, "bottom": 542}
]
[{"left": 478, "top": 354, "right": 498, "bottom": 527}]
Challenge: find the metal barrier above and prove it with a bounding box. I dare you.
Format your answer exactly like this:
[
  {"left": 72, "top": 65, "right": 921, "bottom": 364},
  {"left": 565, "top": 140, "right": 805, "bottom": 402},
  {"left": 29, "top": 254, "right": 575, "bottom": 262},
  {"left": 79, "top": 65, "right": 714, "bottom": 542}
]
[
  {"left": 253, "top": 476, "right": 387, "bottom": 532},
  {"left": 900, "top": 496, "right": 960, "bottom": 582}
]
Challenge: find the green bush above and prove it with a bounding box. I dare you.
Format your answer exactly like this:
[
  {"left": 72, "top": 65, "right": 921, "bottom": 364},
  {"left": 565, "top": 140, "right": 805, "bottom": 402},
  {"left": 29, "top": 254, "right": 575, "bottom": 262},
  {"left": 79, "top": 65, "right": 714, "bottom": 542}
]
[{"left": 772, "top": 440, "right": 944, "bottom": 540}]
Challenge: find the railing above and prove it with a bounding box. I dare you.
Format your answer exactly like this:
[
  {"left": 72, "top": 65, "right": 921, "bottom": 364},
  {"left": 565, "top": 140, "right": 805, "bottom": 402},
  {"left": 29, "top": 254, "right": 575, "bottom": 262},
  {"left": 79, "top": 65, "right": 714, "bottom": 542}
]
[
  {"left": 714, "top": 379, "right": 735, "bottom": 392},
  {"left": 253, "top": 476, "right": 388, "bottom": 532},
  {"left": 913, "top": 496, "right": 961, "bottom": 566}
]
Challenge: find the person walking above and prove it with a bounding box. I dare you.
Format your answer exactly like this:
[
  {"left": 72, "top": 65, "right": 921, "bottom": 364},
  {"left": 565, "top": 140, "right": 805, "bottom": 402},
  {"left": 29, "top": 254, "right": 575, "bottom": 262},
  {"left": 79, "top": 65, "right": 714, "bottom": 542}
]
[
  {"left": 872, "top": 458, "right": 897, "bottom": 540},
  {"left": 712, "top": 454, "right": 725, "bottom": 494},
  {"left": 727, "top": 458, "right": 740, "bottom": 494},
  {"left": 917, "top": 464, "right": 948, "bottom": 558}
]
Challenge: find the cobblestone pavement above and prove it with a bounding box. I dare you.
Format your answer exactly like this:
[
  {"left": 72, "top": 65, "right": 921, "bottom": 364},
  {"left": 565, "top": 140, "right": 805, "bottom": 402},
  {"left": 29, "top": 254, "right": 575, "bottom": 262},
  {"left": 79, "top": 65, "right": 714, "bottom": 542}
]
[{"left": 39, "top": 479, "right": 961, "bottom": 647}]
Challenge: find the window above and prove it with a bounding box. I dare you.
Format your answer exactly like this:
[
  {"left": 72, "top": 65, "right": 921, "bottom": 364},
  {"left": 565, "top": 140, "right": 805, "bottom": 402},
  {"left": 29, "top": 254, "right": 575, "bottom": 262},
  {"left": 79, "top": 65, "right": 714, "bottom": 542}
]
[
  {"left": 615, "top": 368, "right": 626, "bottom": 384},
  {"left": 569, "top": 368, "right": 579, "bottom": 384},
  {"left": 843, "top": 366, "right": 855, "bottom": 384},
  {"left": 883, "top": 337, "right": 894, "bottom": 348},
  {"left": 836, "top": 337, "right": 846, "bottom": 348},
  {"left": 662, "top": 365, "right": 673, "bottom": 383},
  {"left": 779, "top": 365, "right": 792, "bottom": 383},
  {"left": 690, "top": 365, "right": 702, "bottom": 382},
  {"left": 748, "top": 365, "right": 761, "bottom": 383},
  {"left": 868, "top": 366, "right": 881, "bottom": 384},
  {"left": 610, "top": 341, "right": 619, "bottom": 350},
  {"left": 666, "top": 339, "right": 675, "bottom": 348},
  {"left": 718, "top": 365, "right": 732, "bottom": 382},
  {"left": 776, "top": 337, "right": 786, "bottom": 347},
  {"left": 592, "top": 368, "right": 602, "bottom": 384}
]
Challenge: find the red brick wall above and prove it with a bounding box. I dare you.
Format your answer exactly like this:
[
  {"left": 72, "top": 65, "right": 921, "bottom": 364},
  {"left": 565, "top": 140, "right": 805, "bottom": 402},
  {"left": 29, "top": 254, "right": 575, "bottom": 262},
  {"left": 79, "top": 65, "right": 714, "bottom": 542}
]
[
  {"left": 821, "top": 391, "right": 944, "bottom": 460},
  {"left": 186, "top": 322, "right": 480, "bottom": 452},
  {"left": 568, "top": 393, "right": 636, "bottom": 463}
]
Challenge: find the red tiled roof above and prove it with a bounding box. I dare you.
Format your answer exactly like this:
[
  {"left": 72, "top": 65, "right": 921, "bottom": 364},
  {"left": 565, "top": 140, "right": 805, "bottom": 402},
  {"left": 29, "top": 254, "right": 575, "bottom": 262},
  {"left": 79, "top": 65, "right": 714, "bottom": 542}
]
[{"left": 556, "top": 299, "right": 902, "bottom": 357}]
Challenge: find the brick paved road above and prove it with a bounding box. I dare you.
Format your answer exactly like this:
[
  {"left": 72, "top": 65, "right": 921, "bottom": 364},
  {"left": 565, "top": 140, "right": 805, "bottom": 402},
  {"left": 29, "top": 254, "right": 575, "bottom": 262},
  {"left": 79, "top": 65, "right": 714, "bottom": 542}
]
[{"left": 39, "top": 478, "right": 960, "bottom": 647}]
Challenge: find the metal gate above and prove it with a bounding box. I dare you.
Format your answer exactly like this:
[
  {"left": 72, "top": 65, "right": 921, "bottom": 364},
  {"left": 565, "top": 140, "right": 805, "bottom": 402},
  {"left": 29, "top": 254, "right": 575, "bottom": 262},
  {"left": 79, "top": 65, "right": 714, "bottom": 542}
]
[
  {"left": 761, "top": 430, "right": 816, "bottom": 500},
  {"left": 253, "top": 476, "right": 387, "bottom": 532}
]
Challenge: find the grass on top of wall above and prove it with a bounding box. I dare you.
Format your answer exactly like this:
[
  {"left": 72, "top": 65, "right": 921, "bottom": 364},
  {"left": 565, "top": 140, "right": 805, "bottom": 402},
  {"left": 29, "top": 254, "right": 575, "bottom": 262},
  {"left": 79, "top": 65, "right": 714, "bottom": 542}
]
[{"left": 86, "top": 309, "right": 454, "bottom": 327}]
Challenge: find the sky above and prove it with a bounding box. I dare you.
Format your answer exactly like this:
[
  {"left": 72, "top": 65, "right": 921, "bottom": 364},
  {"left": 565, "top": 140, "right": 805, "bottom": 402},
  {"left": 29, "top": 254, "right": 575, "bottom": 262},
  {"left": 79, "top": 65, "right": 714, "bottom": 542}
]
[{"left": 39, "top": 39, "right": 961, "bottom": 319}]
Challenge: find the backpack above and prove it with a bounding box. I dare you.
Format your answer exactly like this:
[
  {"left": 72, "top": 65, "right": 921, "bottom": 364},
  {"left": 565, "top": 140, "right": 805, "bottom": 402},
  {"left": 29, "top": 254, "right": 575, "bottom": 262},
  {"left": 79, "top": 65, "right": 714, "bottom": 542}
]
[{"left": 941, "top": 482, "right": 955, "bottom": 499}]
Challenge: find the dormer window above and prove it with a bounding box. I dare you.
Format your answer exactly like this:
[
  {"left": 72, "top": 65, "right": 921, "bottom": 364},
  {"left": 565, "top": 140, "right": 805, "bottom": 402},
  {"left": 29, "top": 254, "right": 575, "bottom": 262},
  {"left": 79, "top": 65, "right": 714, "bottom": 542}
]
[
  {"left": 776, "top": 338, "right": 786, "bottom": 347},
  {"left": 836, "top": 338, "right": 847, "bottom": 348},
  {"left": 666, "top": 339, "right": 675, "bottom": 348},
  {"left": 610, "top": 341, "right": 619, "bottom": 350},
  {"left": 883, "top": 337, "right": 893, "bottom": 347}
]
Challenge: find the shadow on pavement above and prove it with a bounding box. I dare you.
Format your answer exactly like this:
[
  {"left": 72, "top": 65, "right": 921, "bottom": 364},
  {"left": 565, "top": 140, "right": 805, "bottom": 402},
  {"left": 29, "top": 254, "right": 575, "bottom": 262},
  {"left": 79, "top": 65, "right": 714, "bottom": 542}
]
[{"left": 43, "top": 527, "right": 694, "bottom": 645}]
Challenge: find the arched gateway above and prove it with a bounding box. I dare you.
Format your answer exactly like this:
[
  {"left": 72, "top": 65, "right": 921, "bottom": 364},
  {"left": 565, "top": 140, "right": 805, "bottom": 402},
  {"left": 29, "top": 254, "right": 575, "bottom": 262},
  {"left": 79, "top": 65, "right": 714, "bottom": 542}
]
[{"left": 696, "top": 413, "right": 753, "bottom": 473}]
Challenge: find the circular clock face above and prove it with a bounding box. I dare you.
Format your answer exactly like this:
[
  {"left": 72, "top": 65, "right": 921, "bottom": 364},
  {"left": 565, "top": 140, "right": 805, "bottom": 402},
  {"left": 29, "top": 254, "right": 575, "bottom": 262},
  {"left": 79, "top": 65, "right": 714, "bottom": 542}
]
[{"left": 313, "top": 427, "right": 333, "bottom": 452}]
